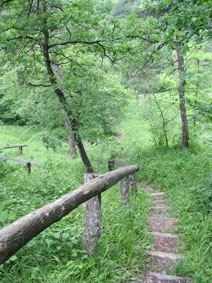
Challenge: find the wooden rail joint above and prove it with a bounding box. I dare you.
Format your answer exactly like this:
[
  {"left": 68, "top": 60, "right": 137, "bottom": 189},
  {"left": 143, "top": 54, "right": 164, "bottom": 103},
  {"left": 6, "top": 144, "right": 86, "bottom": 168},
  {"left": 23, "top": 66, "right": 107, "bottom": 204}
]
[{"left": 108, "top": 159, "right": 138, "bottom": 195}]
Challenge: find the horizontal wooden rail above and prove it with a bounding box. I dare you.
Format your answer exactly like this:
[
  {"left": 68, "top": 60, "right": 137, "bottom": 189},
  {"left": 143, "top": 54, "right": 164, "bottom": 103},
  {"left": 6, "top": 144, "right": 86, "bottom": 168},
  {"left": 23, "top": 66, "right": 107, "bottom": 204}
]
[
  {"left": 0, "top": 145, "right": 28, "bottom": 149},
  {"left": 108, "top": 159, "right": 130, "bottom": 170},
  {"left": 0, "top": 165, "right": 138, "bottom": 264},
  {"left": 0, "top": 144, "right": 28, "bottom": 154},
  {"left": 0, "top": 156, "right": 43, "bottom": 173}
]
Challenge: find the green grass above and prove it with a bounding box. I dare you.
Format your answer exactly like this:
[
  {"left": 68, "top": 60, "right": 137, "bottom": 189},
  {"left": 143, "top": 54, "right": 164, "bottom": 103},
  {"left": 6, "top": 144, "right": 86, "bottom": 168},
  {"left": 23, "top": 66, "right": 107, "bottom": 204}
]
[
  {"left": 0, "top": 116, "right": 152, "bottom": 282},
  {"left": 0, "top": 99, "right": 212, "bottom": 282}
]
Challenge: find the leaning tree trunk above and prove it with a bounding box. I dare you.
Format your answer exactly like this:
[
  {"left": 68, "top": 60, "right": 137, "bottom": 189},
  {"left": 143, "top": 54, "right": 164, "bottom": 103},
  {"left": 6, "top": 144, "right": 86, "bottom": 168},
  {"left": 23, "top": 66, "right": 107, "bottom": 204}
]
[
  {"left": 176, "top": 39, "right": 189, "bottom": 147},
  {"left": 42, "top": 29, "right": 94, "bottom": 173},
  {"left": 153, "top": 94, "right": 169, "bottom": 147},
  {"left": 144, "top": 91, "right": 148, "bottom": 119},
  {"left": 54, "top": 63, "right": 77, "bottom": 157},
  {"left": 54, "top": 89, "right": 94, "bottom": 173}
]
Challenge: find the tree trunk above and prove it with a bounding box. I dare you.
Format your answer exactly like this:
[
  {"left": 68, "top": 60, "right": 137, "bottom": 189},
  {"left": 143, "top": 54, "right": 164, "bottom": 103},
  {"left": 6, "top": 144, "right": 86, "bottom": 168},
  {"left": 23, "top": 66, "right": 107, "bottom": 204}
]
[
  {"left": 144, "top": 91, "right": 148, "bottom": 119},
  {"left": 55, "top": 88, "right": 94, "bottom": 173},
  {"left": 54, "top": 64, "right": 77, "bottom": 157},
  {"left": 153, "top": 94, "right": 169, "bottom": 147},
  {"left": 41, "top": 28, "right": 93, "bottom": 172},
  {"left": 176, "top": 39, "right": 189, "bottom": 147},
  {"left": 194, "top": 58, "right": 200, "bottom": 126},
  {"left": 149, "top": 94, "right": 152, "bottom": 113}
]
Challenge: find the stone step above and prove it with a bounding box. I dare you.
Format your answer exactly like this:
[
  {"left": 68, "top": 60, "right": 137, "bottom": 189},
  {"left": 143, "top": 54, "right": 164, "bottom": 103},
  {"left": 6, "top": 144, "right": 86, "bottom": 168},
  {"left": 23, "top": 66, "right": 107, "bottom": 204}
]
[
  {"left": 145, "top": 272, "right": 189, "bottom": 282},
  {"left": 153, "top": 199, "right": 166, "bottom": 205},
  {"left": 146, "top": 251, "right": 184, "bottom": 272},
  {"left": 146, "top": 186, "right": 157, "bottom": 193},
  {"left": 148, "top": 216, "right": 178, "bottom": 232},
  {"left": 151, "top": 192, "right": 165, "bottom": 201},
  {"left": 151, "top": 206, "right": 169, "bottom": 214},
  {"left": 147, "top": 232, "right": 180, "bottom": 252}
]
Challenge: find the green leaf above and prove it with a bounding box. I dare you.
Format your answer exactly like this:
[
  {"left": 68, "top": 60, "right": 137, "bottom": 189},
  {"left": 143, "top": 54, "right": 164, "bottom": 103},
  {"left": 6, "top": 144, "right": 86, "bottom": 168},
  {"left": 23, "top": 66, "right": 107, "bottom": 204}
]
[{"left": 0, "top": 211, "right": 8, "bottom": 223}]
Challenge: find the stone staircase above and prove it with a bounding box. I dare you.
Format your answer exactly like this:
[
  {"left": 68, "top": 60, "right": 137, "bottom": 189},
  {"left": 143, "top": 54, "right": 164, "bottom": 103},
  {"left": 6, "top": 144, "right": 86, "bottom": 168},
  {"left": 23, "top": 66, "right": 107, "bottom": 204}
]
[{"left": 129, "top": 186, "right": 189, "bottom": 283}]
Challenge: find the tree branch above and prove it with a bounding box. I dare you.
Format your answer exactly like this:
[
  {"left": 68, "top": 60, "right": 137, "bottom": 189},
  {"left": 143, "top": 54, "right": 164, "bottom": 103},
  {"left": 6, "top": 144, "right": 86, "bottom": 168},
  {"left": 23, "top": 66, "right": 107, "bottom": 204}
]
[
  {"left": 1, "top": 0, "right": 14, "bottom": 6},
  {"left": 48, "top": 40, "right": 101, "bottom": 49},
  {"left": 28, "top": 83, "right": 51, "bottom": 87},
  {"left": 7, "top": 35, "right": 42, "bottom": 45}
]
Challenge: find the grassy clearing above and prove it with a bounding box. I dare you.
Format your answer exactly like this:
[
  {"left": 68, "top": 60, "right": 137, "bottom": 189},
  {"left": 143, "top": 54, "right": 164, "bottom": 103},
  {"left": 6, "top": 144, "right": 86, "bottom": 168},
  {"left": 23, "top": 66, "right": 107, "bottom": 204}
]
[{"left": 0, "top": 116, "right": 152, "bottom": 282}]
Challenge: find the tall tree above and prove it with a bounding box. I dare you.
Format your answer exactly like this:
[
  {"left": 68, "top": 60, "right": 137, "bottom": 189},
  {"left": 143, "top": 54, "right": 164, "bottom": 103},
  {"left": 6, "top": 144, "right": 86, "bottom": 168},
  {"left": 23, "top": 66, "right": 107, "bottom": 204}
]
[
  {"left": 145, "top": 0, "right": 212, "bottom": 147},
  {"left": 0, "top": 0, "right": 122, "bottom": 172}
]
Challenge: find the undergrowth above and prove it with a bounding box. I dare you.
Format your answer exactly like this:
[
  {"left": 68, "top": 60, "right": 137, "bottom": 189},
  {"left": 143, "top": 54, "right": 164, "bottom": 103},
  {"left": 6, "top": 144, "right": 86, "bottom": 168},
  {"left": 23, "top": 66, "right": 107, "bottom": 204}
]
[
  {"left": 0, "top": 125, "right": 151, "bottom": 282},
  {"left": 0, "top": 102, "right": 212, "bottom": 282}
]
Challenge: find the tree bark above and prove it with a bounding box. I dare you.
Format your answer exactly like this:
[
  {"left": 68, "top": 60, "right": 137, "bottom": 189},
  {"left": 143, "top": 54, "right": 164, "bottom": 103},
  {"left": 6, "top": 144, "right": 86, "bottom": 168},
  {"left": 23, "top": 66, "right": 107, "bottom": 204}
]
[
  {"left": 54, "top": 64, "right": 77, "bottom": 157},
  {"left": 176, "top": 39, "right": 189, "bottom": 147},
  {"left": 144, "top": 91, "right": 148, "bottom": 119},
  {"left": 129, "top": 173, "right": 137, "bottom": 194},
  {"left": 149, "top": 94, "right": 152, "bottom": 113},
  {"left": 41, "top": 27, "right": 93, "bottom": 172},
  {"left": 194, "top": 58, "right": 200, "bottom": 126},
  {"left": 120, "top": 176, "right": 130, "bottom": 207},
  {"left": 0, "top": 165, "right": 138, "bottom": 264},
  {"left": 153, "top": 94, "right": 169, "bottom": 147},
  {"left": 82, "top": 174, "right": 101, "bottom": 255}
]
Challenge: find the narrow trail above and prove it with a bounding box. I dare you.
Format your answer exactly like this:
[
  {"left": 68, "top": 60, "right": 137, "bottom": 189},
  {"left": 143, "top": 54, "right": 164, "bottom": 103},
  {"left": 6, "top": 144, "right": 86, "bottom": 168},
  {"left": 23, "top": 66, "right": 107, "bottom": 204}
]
[{"left": 130, "top": 186, "right": 189, "bottom": 283}]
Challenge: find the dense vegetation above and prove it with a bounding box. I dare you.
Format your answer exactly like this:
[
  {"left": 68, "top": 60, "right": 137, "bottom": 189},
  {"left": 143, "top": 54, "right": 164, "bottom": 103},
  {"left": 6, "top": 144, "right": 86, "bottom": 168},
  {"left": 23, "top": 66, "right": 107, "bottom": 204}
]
[{"left": 0, "top": 0, "right": 212, "bottom": 282}]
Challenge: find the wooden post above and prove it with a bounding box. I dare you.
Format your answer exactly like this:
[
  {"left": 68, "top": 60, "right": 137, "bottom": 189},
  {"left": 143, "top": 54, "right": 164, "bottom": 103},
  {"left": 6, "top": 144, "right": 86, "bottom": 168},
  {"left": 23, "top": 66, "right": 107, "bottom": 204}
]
[
  {"left": 26, "top": 162, "right": 31, "bottom": 174},
  {"left": 108, "top": 160, "right": 115, "bottom": 171},
  {"left": 82, "top": 174, "right": 101, "bottom": 255},
  {"left": 120, "top": 176, "right": 130, "bottom": 207},
  {"left": 19, "top": 146, "right": 23, "bottom": 154},
  {"left": 129, "top": 173, "right": 137, "bottom": 194}
]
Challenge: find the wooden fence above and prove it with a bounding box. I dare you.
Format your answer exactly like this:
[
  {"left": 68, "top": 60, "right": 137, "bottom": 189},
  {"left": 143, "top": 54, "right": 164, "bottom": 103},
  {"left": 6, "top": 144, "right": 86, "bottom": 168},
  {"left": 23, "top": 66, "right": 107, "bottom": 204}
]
[
  {"left": 0, "top": 161, "right": 138, "bottom": 264},
  {"left": 0, "top": 156, "right": 43, "bottom": 173},
  {"left": 0, "top": 144, "right": 28, "bottom": 154}
]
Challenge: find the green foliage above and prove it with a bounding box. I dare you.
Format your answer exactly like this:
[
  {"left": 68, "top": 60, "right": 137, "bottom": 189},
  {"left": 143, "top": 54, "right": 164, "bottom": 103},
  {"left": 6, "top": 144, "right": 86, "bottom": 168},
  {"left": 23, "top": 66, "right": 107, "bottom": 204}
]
[
  {"left": 0, "top": 122, "right": 151, "bottom": 282},
  {"left": 0, "top": 203, "right": 17, "bottom": 229},
  {"left": 1, "top": 94, "right": 212, "bottom": 281},
  {"left": 0, "top": 0, "right": 212, "bottom": 281},
  {"left": 146, "top": 0, "right": 212, "bottom": 47}
]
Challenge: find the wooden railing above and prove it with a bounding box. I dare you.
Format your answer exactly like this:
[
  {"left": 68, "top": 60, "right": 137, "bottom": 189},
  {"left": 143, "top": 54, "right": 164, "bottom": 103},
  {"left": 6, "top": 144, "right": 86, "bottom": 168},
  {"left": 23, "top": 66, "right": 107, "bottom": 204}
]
[
  {"left": 108, "top": 159, "right": 137, "bottom": 195},
  {"left": 0, "top": 156, "right": 43, "bottom": 173},
  {"left": 0, "top": 144, "right": 28, "bottom": 154},
  {"left": 0, "top": 162, "right": 139, "bottom": 264}
]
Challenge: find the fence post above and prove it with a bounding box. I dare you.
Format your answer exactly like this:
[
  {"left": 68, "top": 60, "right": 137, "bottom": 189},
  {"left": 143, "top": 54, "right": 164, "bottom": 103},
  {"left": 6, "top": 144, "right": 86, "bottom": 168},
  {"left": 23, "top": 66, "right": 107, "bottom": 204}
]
[
  {"left": 129, "top": 173, "right": 137, "bottom": 194},
  {"left": 120, "top": 176, "right": 130, "bottom": 207},
  {"left": 108, "top": 160, "right": 115, "bottom": 171},
  {"left": 26, "top": 162, "right": 31, "bottom": 174},
  {"left": 82, "top": 174, "right": 101, "bottom": 255},
  {"left": 19, "top": 146, "right": 23, "bottom": 154}
]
